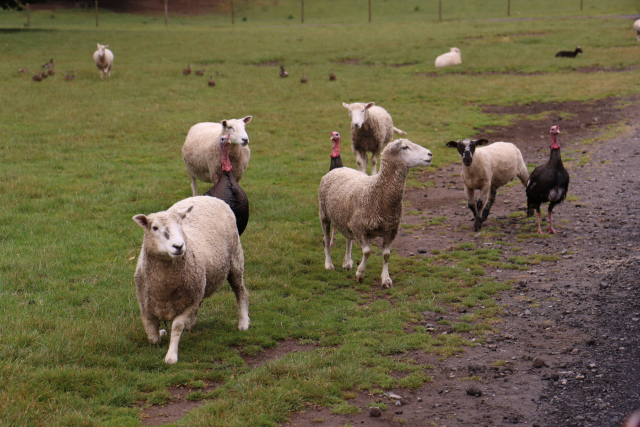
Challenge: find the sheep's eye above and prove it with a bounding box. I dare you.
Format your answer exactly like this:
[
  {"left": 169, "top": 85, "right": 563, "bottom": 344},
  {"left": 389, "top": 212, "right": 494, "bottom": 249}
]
[
  {"left": 152, "top": 226, "right": 158, "bottom": 231},
  {"left": 228, "top": 127, "right": 234, "bottom": 131},
  {"left": 402, "top": 146, "right": 410, "bottom": 150}
]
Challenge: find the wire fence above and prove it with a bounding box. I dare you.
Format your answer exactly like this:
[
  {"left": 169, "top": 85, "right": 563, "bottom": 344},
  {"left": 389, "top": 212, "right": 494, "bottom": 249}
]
[{"left": 8, "top": 0, "right": 640, "bottom": 28}]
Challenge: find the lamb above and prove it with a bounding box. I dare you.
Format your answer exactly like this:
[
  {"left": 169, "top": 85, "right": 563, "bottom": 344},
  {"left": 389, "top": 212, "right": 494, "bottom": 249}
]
[
  {"left": 342, "top": 102, "right": 407, "bottom": 175},
  {"left": 318, "top": 139, "right": 433, "bottom": 288},
  {"left": 182, "top": 116, "right": 253, "bottom": 197},
  {"left": 634, "top": 19, "right": 640, "bottom": 41},
  {"left": 435, "top": 47, "right": 462, "bottom": 68},
  {"left": 446, "top": 139, "right": 529, "bottom": 232},
  {"left": 132, "top": 196, "right": 250, "bottom": 364},
  {"left": 93, "top": 43, "right": 113, "bottom": 79}
]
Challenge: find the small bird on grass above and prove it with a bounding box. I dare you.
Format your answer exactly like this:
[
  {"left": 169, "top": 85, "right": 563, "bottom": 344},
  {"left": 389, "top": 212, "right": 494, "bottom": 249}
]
[
  {"left": 279, "top": 65, "right": 288, "bottom": 78},
  {"left": 32, "top": 73, "right": 43, "bottom": 82},
  {"left": 208, "top": 76, "right": 216, "bottom": 87},
  {"left": 18, "top": 68, "right": 29, "bottom": 74},
  {"left": 301, "top": 73, "right": 308, "bottom": 83},
  {"left": 195, "top": 69, "right": 205, "bottom": 76},
  {"left": 329, "top": 70, "right": 336, "bottom": 81},
  {"left": 182, "top": 64, "right": 191, "bottom": 76}
]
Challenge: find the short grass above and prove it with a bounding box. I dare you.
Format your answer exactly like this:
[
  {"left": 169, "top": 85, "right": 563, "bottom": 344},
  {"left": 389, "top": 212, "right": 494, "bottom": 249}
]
[{"left": 1, "top": 5, "right": 640, "bottom": 427}]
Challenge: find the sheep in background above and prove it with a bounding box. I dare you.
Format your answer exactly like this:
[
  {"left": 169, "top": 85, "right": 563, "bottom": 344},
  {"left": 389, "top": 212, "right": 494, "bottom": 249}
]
[
  {"left": 182, "top": 116, "right": 252, "bottom": 197},
  {"left": 133, "top": 196, "right": 250, "bottom": 364},
  {"left": 319, "top": 139, "right": 433, "bottom": 288},
  {"left": 93, "top": 43, "right": 113, "bottom": 79},
  {"left": 634, "top": 19, "right": 640, "bottom": 41},
  {"left": 446, "top": 139, "right": 528, "bottom": 232},
  {"left": 435, "top": 47, "right": 461, "bottom": 68},
  {"left": 342, "top": 102, "right": 406, "bottom": 175}
]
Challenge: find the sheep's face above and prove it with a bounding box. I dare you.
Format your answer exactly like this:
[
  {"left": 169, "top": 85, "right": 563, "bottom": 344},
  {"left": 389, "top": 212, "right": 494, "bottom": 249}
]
[
  {"left": 96, "top": 43, "right": 108, "bottom": 58},
  {"left": 221, "top": 116, "right": 252, "bottom": 147},
  {"left": 451, "top": 47, "right": 461, "bottom": 56},
  {"left": 133, "top": 206, "right": 193, "bottom": 260},
  {"left": 343, "top": 102, "right": 375, "bottom": 130},
  {"left": 446, "top": 139, "right": 489, "bottom": 167},
  {"left": 388, "top": 139, "right": 433, "bottom": 168}
]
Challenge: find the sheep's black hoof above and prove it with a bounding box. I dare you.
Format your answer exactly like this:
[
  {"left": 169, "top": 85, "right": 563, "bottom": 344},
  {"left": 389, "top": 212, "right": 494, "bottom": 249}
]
[{"left": 474, "top": 221, "right": 483, "bottom": 232}]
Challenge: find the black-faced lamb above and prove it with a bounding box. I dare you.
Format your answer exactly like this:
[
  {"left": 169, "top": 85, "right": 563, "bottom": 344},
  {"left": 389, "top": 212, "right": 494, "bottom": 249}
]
[
  {"left": 319, "top": 139, "right": 433, "bottom": 288},
  {"left": 132, "top": 196, "right": 250, "bottom": 364},
  {"left": 93, "top": 44, "right": 113, "bottom": 79},
  {"left": 342, "top": 102, "right": 407, "bottom": 175},
  {"left": 555, "top": 46, "right": 582, "bottom": 58},
  {"left": 182, "top": 116, "right": 252, "bottom": 197},
  {"left": 446, "top": 139, "right": 528, "bottom": 232}
]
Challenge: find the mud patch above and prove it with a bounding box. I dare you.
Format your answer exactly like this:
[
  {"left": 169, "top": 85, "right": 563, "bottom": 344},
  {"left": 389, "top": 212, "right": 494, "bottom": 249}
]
[
  {"left": 141, "top": 382, "right": 217, "bottom": 426},
  {"left": 330, "top": 58, "right": 363, "bottom": 65}
]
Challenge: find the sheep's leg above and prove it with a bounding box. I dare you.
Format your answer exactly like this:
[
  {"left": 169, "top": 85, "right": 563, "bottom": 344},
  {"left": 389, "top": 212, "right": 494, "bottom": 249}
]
[
  {"left": 354, "top": 150, "right": 368, "bottom": 174},
  {"left": 355, "top": 239, "right": 371, "bottom": 283},
  {"left": 164, "top": 303, "right": 199, "bottom": 364},
  {"left": 370, "top": 150, "right": 381, "bottom": 175},
  {"left": 480, "top": 188, "right": 497, "bottom": 222},
  {"left": 189, "top": 175, "right": 199, "bottom": 197},
  {"left": 321, "top": 218, "right": 335, "bottom": 270},
  {"left": 465, "top": 187, "right": 478, "bottom": 220},
  {"left": 330, "top": 226, "right": 336, "bottom": 247},
  {"left": 342, "top": 239, "right": 353, "bottom": 270},
  {"left": 380, "top": 239, "right": 394, "bottom": 288},
  {"left": 228, "top": 268, "right": 251, "bottom": 331},
  {"left": 141, "top": 313, "right": 166, "bottom": 344}
]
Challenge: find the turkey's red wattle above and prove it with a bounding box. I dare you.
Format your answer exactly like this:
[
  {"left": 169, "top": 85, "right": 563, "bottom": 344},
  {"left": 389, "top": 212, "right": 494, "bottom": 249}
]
[
  {"left": 330, "top": 137, "right": 341, "bottom": 158},
  {"left": 550, "top": 132, "right": 560, "bottom": 150},
  {"left": 220, "top": 141, "right": 232, "bottom": 172}
]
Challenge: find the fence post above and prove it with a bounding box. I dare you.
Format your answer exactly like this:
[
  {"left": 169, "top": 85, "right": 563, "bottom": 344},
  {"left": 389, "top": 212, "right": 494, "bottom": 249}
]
[
  {"left": 164, "top": 0, "right": 168, "bottom": 25},
  {"left": 95, "top": 1, "right": 98, "bottom": 27},
  {"left": 301, "top": 0, "right": 304, "bottom": 23},
  {"left": 231, "top": 0, "right": 234, "bottom": 24},
  {"left": 26, "top": 3, "right": 30, "bottom": 27},
  {"left": 507, "top": 0, "right": 510, "bottom": 16},
  {"left": 439, "top": 0, "right": 442, "bottom": 21},
  {"left": 368, "top": 0, "right": 371, "bottom": 23},
  {"left": 580, "top": 0, "right": 583, "bottom": 10}
]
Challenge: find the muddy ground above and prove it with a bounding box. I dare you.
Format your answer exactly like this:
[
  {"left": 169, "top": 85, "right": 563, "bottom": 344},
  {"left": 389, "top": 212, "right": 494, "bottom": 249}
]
[{"left": 141, "top": 96, "right": 640, "bottom": 426}]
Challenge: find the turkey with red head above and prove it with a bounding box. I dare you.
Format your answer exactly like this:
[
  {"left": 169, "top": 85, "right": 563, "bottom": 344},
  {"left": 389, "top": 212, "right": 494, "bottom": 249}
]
[
  {"left": 526, "top": 125, "right": 570, "bottom": 234},
  {"left": 204, "top": 134, "right": 249, "bottom": 236},
  {"left": 328, "top": 131, "right": 343, "bottom": 247}
]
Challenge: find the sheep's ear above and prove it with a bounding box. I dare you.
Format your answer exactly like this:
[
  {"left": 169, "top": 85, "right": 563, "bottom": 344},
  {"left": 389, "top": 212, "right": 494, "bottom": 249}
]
[
  {"left": 475, "top": 139, "right": 489, "bottom": 146},
  {"left": 176, "top": 205, "right": 194, "bottom": 220},
  {"left": 242, "top": 116, "right": 252, "bottom": 124},
  {"left": 133, "top": 215, "right": 149, "bottom": 228},
  {"left": 388, "top": 140, "right": 402, "bottom": 155},
  {"left": 365, "top": 102, "right": 375, "bottom": 110},
  {"left": 342, "top": 102, "right": 350, "bottom": 109},
  {"left": 446, "top": 141, "right": 459, "bottom": 149},
  {"left": 97, "top": 43, "right": 100, "bottom": 48},
  {"left": 221, "top": 120, "right": 228, "bottom": 128}
]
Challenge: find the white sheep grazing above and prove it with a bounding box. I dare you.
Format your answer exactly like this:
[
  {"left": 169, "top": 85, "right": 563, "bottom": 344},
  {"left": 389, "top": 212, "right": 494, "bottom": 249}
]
[
  {"left": 93, "top": 43, "right": 114, "bottom": 79},
  {"left": 435, "top": 47, "right": 462, "bottom": 68},
  {"left": 446, "top": 139, "right": 528, "bottom": 232},
  {"left": 342, "top": 102, "right": 407, "bottom": 175},
  {"left": 634, "top": 19, "right": 640, "bottom": 41},
  {"left": 132, "top": 196, "right": 250, "bottom": 364},
  {"left": 182, "top": 117, "right": 252, "bottom": 197},
  {"left": 319, "top": 139, "right": 433, "bottom": 288}
]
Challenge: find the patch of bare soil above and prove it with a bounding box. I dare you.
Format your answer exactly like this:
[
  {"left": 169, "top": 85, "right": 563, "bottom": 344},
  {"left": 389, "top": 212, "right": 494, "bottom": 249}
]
[
  {"left": 283, "top": 96, "right": 640, "bottom": 427},
  {"left": 141, "top": 381, "right": 217, "bottom": 426}
]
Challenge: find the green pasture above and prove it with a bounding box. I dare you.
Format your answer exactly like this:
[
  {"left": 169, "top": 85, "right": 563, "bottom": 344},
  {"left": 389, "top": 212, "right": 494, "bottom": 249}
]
[{"left": 1, "top": 5, "right": 640, "bottom": 426}]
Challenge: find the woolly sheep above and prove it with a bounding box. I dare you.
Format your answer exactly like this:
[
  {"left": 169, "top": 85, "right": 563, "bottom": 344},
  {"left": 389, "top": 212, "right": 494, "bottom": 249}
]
[
  {"left": 342, "top": 102, "right": 407, "bottom": 175},
  {"left": 634, "top": 19, "right": 640, "bottom": 41},
  {"left": 132, "top": 196, "right": 250, "bottom": 364},
  {"left": 182, "top": 117, "right": 253, "bottom": 197},
  {"left": 435, "top": 47, "right": 462, "bottom": 68},
  {"left": 319, "top": 139, "right": 433, "bottom": 288},
  {"left": 93, "top": 43, "right": 113, "bottom": 79},
  {"left": 446, "top": 139, "right": 528, "bottom": 232}
]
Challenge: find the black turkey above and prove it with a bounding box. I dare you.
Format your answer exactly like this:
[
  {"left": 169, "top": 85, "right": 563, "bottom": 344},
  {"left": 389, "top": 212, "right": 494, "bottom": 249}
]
[
  {"left": 204, "top": 134, "right": 249, "bottom": 236},
  {"left": 329, "top": 131, "right": 342, "bottom": 247},
  {"left": 526, "top": 125, "right": 570, "bottom": 234}
]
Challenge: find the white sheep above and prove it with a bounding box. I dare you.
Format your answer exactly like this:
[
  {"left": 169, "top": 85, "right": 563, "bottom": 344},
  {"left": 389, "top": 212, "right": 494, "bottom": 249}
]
[
  {"left": 319, "top": 139, "right": 433, "bottom": 288},
  {"left": 182, "top": 117, "right": 252, "bottom": 197},
  {"left": 446, "top": 139, "right": 528, "bottom": 232},
  {"left": 93, "top": 43, "right": 113, "bottom": 79},
  {"left": 132, "top": 196, "right": 250, "bottom": 364},
  {"left": 634, "top": 19, "right": 640, "bottom": 41},
  {"left": 435, "top": 47, "right": 462, "bottom": 68},
  {"left": 342, "top": 102, "right": 407, "bottom": 175}
]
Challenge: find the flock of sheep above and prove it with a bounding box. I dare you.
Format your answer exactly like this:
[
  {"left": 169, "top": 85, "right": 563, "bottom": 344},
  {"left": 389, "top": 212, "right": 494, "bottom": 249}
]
[{"left": 103, "top": 18, "right": 640, "bottom": 364}]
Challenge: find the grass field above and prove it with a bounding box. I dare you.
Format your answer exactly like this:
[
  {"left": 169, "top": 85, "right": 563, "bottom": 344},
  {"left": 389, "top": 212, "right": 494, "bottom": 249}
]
[{"left": 1, "top": 3, "right": 640, "bottom": 426}]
